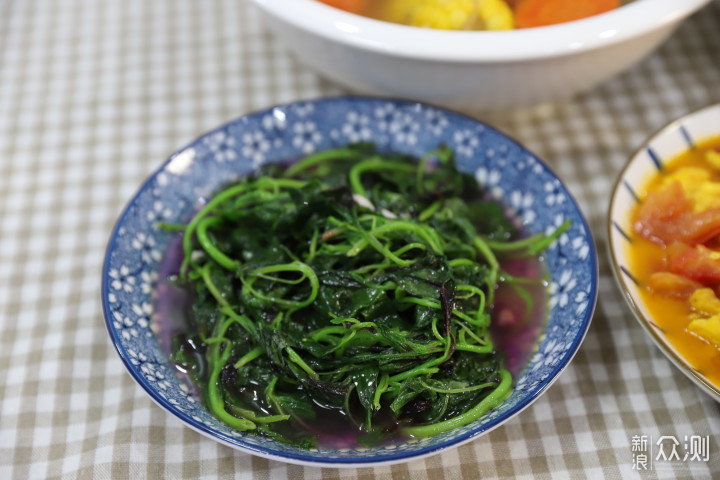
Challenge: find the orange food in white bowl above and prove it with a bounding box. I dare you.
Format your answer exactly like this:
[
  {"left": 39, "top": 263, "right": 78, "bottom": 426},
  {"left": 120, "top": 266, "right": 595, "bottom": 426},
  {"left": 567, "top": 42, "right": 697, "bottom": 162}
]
[
  {"left": 318, "top": 0, "right": 625, "bottom": 31},
  {"left": 250, "top": 0, "right": 712, "bottom": 110},
  {"left": 609, "top": 103, "right": 720, "bottom": 401}
]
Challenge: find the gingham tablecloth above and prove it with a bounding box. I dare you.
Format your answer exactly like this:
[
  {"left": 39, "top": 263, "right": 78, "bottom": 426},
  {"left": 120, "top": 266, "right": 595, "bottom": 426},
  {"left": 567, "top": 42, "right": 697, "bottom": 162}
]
[{"left": 2, "top": 1, "right": 720, "bottom": 479}]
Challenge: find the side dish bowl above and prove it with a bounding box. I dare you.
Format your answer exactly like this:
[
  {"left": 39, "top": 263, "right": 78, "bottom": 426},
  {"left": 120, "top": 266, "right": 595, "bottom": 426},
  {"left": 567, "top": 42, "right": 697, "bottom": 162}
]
[
  {"left": 608, "top": 102, "right": 720, "bottom": 403},
  {"left": 250, "top": 0, "right": 711, "bottom": 111},
  {"left": 102, "top": 97, "right": 598, "bottom": 467}
]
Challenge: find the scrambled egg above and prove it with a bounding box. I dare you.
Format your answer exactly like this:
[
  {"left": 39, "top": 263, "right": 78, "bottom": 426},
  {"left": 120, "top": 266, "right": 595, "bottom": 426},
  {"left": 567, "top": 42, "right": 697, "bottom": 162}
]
[
  {"left": 689, "top": 288, "right": 720, "bottom": 316},
  {"left": 688, "top": 316, "right": 720, "bottom": 346},
  {"left": 706, "top": 150, "right": 720, "bottom": 169},
  {"left": 689, "top": 288, "right": 720, "bottom": 346},
  {"left": 661, "top": 164, "right": 720, "bottom": 213},
  {"left": 375, "top": 0, "right": 513, "bottom": 30}
]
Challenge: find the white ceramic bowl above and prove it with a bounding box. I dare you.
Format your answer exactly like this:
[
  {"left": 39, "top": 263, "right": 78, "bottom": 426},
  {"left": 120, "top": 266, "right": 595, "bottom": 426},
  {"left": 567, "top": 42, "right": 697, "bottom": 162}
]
[
  {"left": 250, "top": 0, "right": 711, "bottom": 111},
  {"left": 608, "top": 102, "right": 720, "bottom": 403}
]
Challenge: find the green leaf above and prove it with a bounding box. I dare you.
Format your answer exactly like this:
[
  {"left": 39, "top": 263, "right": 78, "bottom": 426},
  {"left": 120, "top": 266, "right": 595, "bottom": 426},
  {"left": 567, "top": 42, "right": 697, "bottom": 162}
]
[
  {"left": 273, "top": 392, "right": 317, "bottom": 420},
  {"left": 348, "top": 366, "right": 379, "bottom": 416}
]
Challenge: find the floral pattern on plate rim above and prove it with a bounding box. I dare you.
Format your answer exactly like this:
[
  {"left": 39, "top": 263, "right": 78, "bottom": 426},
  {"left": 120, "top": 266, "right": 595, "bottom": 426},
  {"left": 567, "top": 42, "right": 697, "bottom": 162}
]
[{"left": 102, "top": 97, "right": 597, "bottom": 465}]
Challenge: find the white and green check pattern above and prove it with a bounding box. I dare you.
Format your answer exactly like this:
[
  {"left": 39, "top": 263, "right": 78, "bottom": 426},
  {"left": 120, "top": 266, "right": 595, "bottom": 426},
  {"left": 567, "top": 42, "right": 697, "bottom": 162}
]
[{"left": 1, "top": 1, "right": 720, "bottom": 478}]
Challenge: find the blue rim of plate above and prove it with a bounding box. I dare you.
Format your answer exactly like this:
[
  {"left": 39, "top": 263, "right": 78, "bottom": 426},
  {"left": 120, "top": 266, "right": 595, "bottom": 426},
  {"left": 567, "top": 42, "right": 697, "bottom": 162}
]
[{"left": 101, "top": 96, "right": 598, "bottom": 466}]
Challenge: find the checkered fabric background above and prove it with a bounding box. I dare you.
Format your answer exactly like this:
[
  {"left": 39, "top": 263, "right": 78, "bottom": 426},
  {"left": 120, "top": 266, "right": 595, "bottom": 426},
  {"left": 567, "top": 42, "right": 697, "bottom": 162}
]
[{"left": 2, "top": 1, "right": 720, "bottom": 478}]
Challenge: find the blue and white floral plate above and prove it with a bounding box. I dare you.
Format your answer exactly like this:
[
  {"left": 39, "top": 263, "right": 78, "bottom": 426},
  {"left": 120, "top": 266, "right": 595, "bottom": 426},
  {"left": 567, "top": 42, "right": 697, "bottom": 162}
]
[
  {"left": 608, "top": 102, "right": 720, "bottom": 403},
  {"left": 102, "top": 97, "right": 598, "bottom": 467}
]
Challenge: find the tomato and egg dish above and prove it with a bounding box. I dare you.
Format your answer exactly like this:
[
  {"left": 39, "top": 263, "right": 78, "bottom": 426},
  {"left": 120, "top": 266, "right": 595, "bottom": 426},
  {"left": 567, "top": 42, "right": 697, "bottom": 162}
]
[{"left": 631, "top": 136, "right": 720, "bottom": 385}]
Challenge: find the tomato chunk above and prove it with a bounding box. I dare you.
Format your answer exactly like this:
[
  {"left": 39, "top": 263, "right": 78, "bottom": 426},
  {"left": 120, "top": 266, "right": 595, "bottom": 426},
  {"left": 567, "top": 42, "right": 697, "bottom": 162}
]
[
  {"left": 682, "top": 208, "right": 720, "bottom": 244},
  {"left": 634, "top": 181, "right": 720, "bottom": 245},
  {"left": 634, "top": 181, "right": 690, "bottom": 243},
  {"left": 669, "top": 243, "right": 720, "bottom": 285},
  {"left": 647, "top": 271, "right": 704, "bottom": 299}
]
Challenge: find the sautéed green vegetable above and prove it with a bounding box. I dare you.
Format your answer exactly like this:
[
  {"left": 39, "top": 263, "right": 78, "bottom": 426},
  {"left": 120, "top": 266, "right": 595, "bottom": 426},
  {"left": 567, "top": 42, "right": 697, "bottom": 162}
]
[{"left": 161, "top": 144, "right": 567, "bottom": 448}]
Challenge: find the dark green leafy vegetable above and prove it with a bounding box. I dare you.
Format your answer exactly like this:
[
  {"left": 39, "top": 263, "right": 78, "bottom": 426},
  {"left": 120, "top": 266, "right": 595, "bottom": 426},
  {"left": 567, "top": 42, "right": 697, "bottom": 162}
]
[{"left": 163, "top": 144, "right": 568, "bottom": 448}]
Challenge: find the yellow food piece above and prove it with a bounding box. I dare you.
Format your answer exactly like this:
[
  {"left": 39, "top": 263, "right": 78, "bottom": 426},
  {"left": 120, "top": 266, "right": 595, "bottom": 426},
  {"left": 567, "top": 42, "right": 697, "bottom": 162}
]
[
  {"left": 373, "top": 0, "right": 513, "bottom": 30},
  {"left": 694, "top": 183, "right": 720, "bottom": 212},
  {"left": 660, "top": 167, "right": 720, "bottom": 213},
  {"left": 688, "top": 315, "right": 720, "bottom": 347},
  {"left": 689, "top": 288, "right": 720, "bottom": 316},
  {"left": 476, "top": 0, "right": 514, "bottom": 30},
  {"left": 688, "top": 288, "right": 720, "bottom": 347},
  {"left": 412, "top": 1, "right": 475, "bottom": 30},
  {"left": 706, "top": 149, "right": 720, "bottom": 169},
  {"left": 661, "top": 167, "right": 710, "bottom": 195}
]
